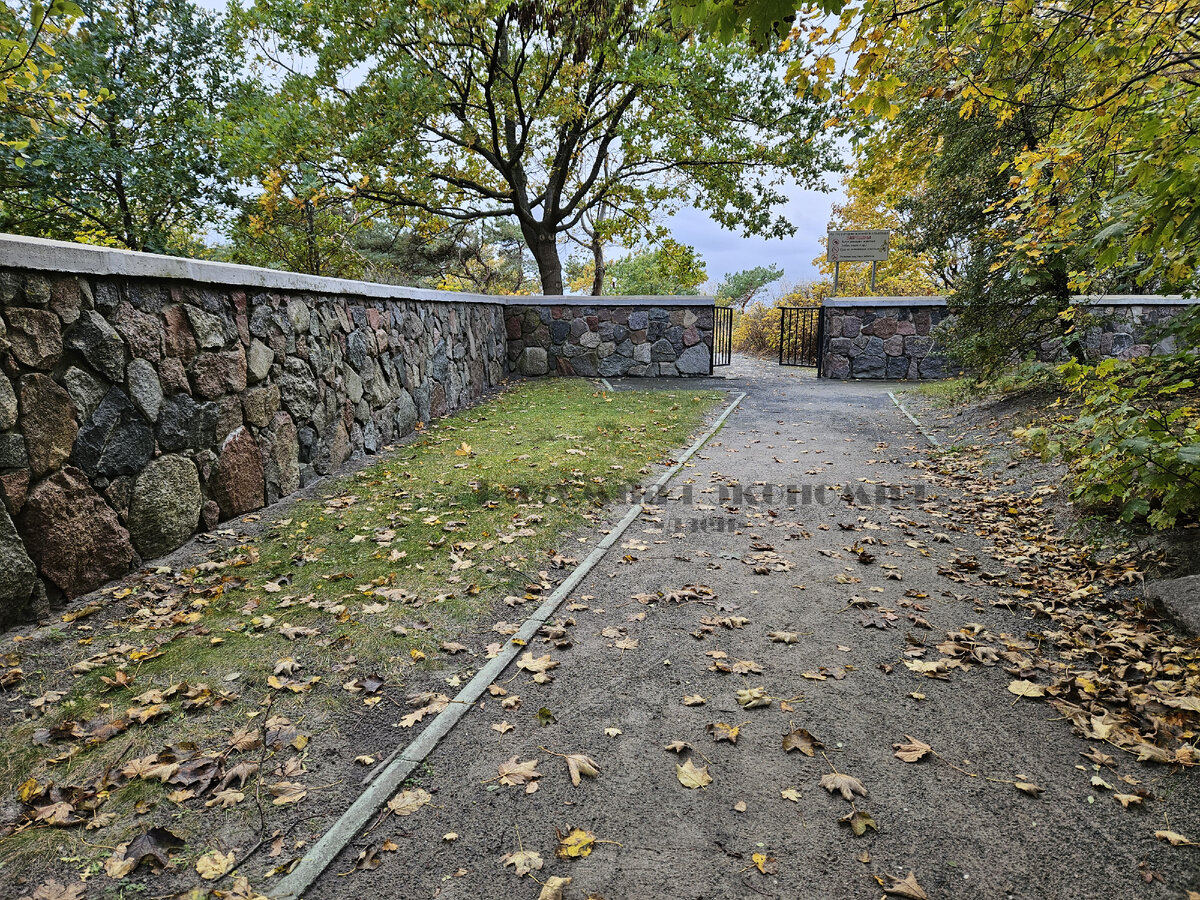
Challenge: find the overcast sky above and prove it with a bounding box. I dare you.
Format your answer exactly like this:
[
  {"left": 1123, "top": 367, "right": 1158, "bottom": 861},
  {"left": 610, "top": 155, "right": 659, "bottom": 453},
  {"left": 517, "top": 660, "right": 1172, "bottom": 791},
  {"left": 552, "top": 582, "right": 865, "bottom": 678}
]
[{"left": 201, "top": 0, "right": 844, "bottom": 293}]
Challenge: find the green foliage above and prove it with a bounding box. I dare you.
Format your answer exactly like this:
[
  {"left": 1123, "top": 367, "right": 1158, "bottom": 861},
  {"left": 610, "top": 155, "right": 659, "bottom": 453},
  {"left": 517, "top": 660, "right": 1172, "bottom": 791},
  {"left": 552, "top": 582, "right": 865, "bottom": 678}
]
[
  {"left": 0, "top": 0, "right": 238, "bottom": 252},
  {"left": 237, "top": 0, "right": 837, "bottom": 293},
  {"left": 1016, "top": 311, "right": 1200, "bottom": 529},
  {"left": 567, "top": 238, "right": 706, "bottom": 295},
  {"left": 716, "top": 265, "right": 783, "bottom": 308},
  {"left": 730, "top": 285, "right": 819, "bottom": 355},
  {"left": 0, "top": 0, "right": 90, "bottom": 166}
]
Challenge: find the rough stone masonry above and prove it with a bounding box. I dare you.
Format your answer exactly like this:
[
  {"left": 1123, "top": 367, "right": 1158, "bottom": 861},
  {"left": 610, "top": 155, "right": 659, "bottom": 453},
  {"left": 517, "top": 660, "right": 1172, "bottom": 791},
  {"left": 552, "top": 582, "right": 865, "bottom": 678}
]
[{"left": 0, "top": 236, "right": 716, "bottom": 626}]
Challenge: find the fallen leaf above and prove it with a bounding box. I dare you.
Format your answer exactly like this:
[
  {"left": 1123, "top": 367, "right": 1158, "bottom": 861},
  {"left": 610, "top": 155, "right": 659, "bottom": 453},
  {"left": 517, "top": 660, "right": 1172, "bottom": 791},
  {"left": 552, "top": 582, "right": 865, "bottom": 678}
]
[
  {"left": 893, "top": 735, "right": 932, "bottom": 763},
  {"left": 1113, "top": 793, "right": 1143, "bottom": 808},
  {"left": 752, "top": 852, "right": 779, "bottom": 875},
  {"left": 196, "top": 849, "right": 236, "bottom": 880},
  {"left": 663, "top": 741, "right": 692, "bottom": 753},
  {"left": 736, "top": 686, "right": 771, "bottom": 709},
  {"left": 819, "top": 772, "right": 867, "bottom": 801},
  {"left": 841, "top": 808, "right": 878, "bottom": 836},
  {"left": 604, "top": 727, "right": 622, "bottom": 737},
  {"left": 564, "top": 753, "right": 600, "bottom": 786},
  {"left": 682, "top": 694, "right": 707, "bottom": 706},
  {"left": 556, "top": 827, "right": 596, "bottom": 858},
  {"left": 883, "top": 871, "right": 928, "bottom": 899},
  {"left": 1155, "top": 830, "right": 1197, "bottom": 846},
  {"left": 676, "top": 758, "right": 712, "bottom": 789},
  {"left": 768, "top": 631, "right": 800, "bottom": 644},
  {"left": 1007, "top": 679, "right": 1045, "bottom": 698},
  {"left": 780, "top": 788, "right": 801, "bottom": 802},
  {"left": 206, "top": 789, "right": 245, "bottom": 809},
  {"left": 269, "top": 781, "right": 307, "bottom": 806},
  {"left": 497, "top": 756, "right": 541, "bottom": 786},
  {"left": 538, "top": 875, "right": 572, "bottom": 900},
  {"left": 1014, "top": 781, "right": 1043, "bottom": 798},
  {"left": 500, "top": 848, "right": 544, "bottom": 877},
  {"left": 387, "top": 787, "right": 432, "bottom": 816},
  {"left": 707, "top": 722, "right": 741, "bottom": 744},
  {"left": 492, "top": 721, "right": 514, "bottom": 734},
  {"left": 782, "top": 728, "right": 823, "bottom": 756}
]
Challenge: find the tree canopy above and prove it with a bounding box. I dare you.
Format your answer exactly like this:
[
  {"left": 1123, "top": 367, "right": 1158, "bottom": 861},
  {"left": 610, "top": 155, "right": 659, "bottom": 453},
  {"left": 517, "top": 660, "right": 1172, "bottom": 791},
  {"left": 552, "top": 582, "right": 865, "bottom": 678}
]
[
  {"left": 567, "top": 238, "right": 707, "bottom": 295},
  {"left": 236, "top": 0, "right": 837, "bottom": 294},
  {"left": 0, "top": 0, "right": 238, "bottom": 252}
]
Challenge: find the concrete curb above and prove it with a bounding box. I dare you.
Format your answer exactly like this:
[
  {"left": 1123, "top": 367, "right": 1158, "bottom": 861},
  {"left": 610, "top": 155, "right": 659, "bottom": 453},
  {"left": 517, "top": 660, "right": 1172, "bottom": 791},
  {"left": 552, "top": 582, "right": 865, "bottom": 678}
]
[
  {"left": 270, "top": 391, "right": 746, "bottom": 899},
  {"left": 888, "top": 391, "right": 942, "bottom": 448}
]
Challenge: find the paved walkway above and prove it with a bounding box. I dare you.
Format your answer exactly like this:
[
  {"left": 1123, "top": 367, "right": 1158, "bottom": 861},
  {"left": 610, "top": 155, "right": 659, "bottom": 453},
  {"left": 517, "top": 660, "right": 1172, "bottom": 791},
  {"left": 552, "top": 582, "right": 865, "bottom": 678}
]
[{"left": 305, "top": 356, "right": 1199, "bottom": 900}]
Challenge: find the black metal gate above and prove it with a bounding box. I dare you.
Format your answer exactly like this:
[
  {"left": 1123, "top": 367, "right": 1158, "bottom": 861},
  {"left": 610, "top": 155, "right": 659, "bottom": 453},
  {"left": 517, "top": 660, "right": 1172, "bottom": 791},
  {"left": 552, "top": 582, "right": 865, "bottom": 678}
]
[
  {"left": 779, "top": 306, "right": 822, "bottom": 369},
  {"left": 711, "top": 306, "right": 732, "bottom": 370}
]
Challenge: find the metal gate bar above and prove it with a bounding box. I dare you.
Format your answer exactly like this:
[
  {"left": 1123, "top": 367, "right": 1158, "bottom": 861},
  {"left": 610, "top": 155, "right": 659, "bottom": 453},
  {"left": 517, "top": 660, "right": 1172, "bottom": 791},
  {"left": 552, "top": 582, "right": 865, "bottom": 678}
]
[
  {"left": 712, "top": 306, "right": 733, "bottom": 370},
  {"left": 779, "top": 306, "right": 821, "bottom": 368}
]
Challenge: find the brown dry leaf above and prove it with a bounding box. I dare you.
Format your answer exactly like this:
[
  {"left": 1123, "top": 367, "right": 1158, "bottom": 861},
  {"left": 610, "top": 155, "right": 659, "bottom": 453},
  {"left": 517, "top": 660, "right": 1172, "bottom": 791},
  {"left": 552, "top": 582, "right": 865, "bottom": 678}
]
[
  {"left": 613, "top": 637, "right": 639, "bottom": 651},
  {"left": 1014, "top": 781, "right": 1043, "bottom": 798},
  {"left": 497, "top": 756, "right": 541, "bottom": 786},
  {"left": 1155, "top": 830, "right": 1197, "bottom": 846},
  {"left": 1113, "top": 793, "right": 1143, "bottom": 808},
  {"left": 883, "top": 871, "right": 928, "bottom": 899},
  {"left": 538, "top": 876, "right": 572, "bottom": 900},
  {"left": 23, "top": 881, "right": 86, "bottom": 900},
  {"left": 500, "top": 848, "right": 544, "bottom": 877},
  {"left": 893, "top": 735, "right": 932, "bottom": 763},
  {"left": 707, "top": 722, "right": 741, "bottom": 744},
  {"left": 517, "top": 652, "right": 559, "bottom": 676},
  {"left": 1007, "top": 679, "right": 1045, "bottom": 698},
  {"left": 206, "top": 789, "right": 244, "bottom": 809},
  {"left": 565, "top": 753, "right": 600, "bottom": 786},
  {"left": 676, "top": 758, "right": 712, "bottom": 789},
  {"left": 387, "top": 787, "right": 432, "bottom": 816},
  {"left": 664, "top": 741, "right": 692, "bottom": 753},
  {"left": 736, "top": 686, "right": 771, "bottom": 709},
  {"left": 269, "top": 781, "right": 307, "bottom": 806},
  {"left": 819, "top": 772, "right": 868, "bottom": 801},
  {"left": 492, "top": 721, "right": 514, "bottom": 734},
  {"left": 682, "top": 694, "right": 707, "bottom": 706},
  {"left": 782, "top": 728, "right": 823, "bottom": 756},
  {"left": 780, "top": 788, "right": 802, "bottom": 803},
  {"left": 196, "top": 849, "right": 236, "bottom": 880},
  {"left": 768, "top": 631, "right": 800, "bottom": 644}
]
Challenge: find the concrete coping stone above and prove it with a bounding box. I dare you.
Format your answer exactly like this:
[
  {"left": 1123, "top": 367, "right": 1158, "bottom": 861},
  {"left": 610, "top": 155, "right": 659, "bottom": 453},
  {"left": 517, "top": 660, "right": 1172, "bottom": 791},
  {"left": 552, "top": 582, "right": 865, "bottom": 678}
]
[
  {"left": 824, "top": 295, "right": 1196, "bottom": 308},
  {"left": 0, "top": 233, "right": 714, "bottom": 307}
]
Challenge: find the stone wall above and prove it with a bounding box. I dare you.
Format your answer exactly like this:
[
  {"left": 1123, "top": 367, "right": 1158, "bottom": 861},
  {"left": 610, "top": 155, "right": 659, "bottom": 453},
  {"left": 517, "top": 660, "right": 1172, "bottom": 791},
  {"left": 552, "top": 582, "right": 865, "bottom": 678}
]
[
  {"left": 819, "top": 296, "right": 1196, "bottom": 380},
  {"left": 820, "top": 301, "right": 949, "bottom": 379},
  {"left": 1038, "top": 301, "right": 1189, "bottom": 363},
  {"left": 0, "top": 236, "right": 719, "bottom": 626},
  {"left": 505, "top": 301, "right": 715, "bottom": 377},
  {"left": 0, "top": 242, "right": 511, "bottom": 625}
]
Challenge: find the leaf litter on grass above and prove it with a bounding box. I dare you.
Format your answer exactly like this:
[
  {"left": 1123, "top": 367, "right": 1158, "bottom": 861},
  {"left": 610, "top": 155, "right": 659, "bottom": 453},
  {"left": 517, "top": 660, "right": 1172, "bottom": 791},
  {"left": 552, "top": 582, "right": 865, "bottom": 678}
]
[{"left": 0, "top": 380, "right": 722, "bottom": 894}]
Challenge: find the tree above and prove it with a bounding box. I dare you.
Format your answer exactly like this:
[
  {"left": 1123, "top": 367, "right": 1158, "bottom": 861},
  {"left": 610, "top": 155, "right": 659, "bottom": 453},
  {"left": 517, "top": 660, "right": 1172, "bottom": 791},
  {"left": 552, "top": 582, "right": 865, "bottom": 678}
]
[
  {"left": 238, "top": 0, "right": 837, "bottom": 294},
  {"left": 716, "top": 265, "right": 783, "bottom": 309},
  {"left": 0, "top": 0, "right": 238, "bottom": 252},
  {"left": 0, "top": 0, "right": 91, "bottom": 166},
  {"left": 567, "top": 238, "right": 707, "bottom": 295}
]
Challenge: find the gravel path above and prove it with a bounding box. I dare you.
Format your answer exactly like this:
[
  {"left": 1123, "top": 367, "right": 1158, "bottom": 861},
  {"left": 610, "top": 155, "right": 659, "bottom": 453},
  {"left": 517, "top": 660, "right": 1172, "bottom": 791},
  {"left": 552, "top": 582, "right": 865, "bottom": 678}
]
[{"left": 302, "top": 356, "right": 1200, "bottom": 900}]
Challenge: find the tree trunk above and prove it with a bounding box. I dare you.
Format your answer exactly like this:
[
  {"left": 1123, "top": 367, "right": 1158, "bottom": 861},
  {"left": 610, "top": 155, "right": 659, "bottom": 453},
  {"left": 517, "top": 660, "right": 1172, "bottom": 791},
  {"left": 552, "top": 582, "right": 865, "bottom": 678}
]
[
  {"left": 525, "top": 228, "right": 564, "bottom": 294},
  {"left": 591, "top": 236, "right": 606, "bottom": 296}
]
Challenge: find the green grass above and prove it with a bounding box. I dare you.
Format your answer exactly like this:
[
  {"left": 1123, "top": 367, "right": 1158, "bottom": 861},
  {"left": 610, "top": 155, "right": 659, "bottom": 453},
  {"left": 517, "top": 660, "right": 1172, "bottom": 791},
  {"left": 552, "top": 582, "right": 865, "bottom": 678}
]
[{"left": 0, "top": 379, "right": 724, "bottom": 883}]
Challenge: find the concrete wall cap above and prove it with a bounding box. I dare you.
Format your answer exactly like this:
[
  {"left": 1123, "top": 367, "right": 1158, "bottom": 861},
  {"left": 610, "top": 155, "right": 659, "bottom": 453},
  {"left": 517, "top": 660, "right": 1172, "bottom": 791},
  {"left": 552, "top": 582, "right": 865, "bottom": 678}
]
[{"left": 0, "top": 233, "right": 714, "bottom": 307}]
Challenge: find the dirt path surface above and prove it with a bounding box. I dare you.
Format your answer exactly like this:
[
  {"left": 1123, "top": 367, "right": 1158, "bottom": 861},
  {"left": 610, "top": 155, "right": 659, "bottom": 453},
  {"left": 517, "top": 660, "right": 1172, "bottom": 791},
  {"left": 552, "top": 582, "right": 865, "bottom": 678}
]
[{"left": 300, "top": 356, "right": 1200, "bottom": 900}]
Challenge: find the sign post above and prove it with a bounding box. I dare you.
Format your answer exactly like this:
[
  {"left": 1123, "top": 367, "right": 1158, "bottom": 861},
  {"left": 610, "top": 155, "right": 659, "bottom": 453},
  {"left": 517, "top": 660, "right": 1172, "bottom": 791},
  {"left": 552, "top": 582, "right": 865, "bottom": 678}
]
[{"left": 827, "top": 229, "right": 890, "bottom": 296}]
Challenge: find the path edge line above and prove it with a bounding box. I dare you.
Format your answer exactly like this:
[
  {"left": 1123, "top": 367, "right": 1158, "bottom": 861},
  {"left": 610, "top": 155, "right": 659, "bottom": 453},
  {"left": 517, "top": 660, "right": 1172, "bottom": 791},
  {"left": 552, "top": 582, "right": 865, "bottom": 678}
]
[
  {"left": 888, "top": 391, "right": 941, "bottom": 448},
  {"left": 271, "top": 390, "right": 746, "bottom": 899}
]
